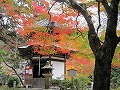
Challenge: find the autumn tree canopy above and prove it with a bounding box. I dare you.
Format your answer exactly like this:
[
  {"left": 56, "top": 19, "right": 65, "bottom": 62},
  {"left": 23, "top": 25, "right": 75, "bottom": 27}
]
[
  {"left": 0, "top": 0, "right": 120, "bottom": 90},
  {"left": 0, "top": 0, "right": 95, "bottom": 76}
]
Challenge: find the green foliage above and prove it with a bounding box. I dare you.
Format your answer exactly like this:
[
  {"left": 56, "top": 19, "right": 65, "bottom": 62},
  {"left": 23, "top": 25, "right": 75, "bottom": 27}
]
[
  {"left": 52, "top": 78, "right": 62, "bottom": 87},
  {"left": 0, "top": 66, "right": 2, "bottom": 74},
  {"left": 118, "top": 3, "right": 120, "bottom": 10},
  {"left": 7, "top": 31, "right": 16, "bottom": 37},
  {"left": 0, "top": 74, "right": 9, "bottom": 86},
  {"left": 0, "top": 86, "right": 19, "bottom": 90},
  {"left": 110, "top": 67, "right": 120, "bottom": 89},
  {"left": 0, "top": 40, "right": 5, "bottom": 46},
  {"left": 0, "top": 49, "right": 8, "bottom": 56},
  {"left": 112, "top": 45, "right": 120, "bottom": 67},
  {"left": 8, "top": 76, "right": 19, "bottom": 88},
  {"left": 99, "top": 30, "right": 106, "bottom": 42},
  {"left": 0, "top": 49, "right": 13, "bottom": 62},
  {"left": 0, "top": 49, "right": 8, "bottom": 63},
  {"left": 0, "top": 49, "right": 22, "bottom": 69},
  {"left": 60, "top": 79, "right": 72, "bottom": 90},
  {"left": 86, "top": 0, "right": 96, "bottom": 6},
  {"left": 52, "top": 76, "right": 91, "bottom": 90},
  {"left": 13, "top": 61, "right": 20, "bottom": 69}
]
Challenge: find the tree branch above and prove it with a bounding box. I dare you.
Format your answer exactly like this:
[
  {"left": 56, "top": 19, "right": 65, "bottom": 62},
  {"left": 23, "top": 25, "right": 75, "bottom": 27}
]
[
  {"left": 48, "top": 1, "right": 56, "bottom": 24},
  {"left": 96, "top": 1, "right": 101, "bottom": 34},
  {"left": 68, "top": 0, "right": 95, "bottom": 33},
  {"left": 67, "top": 0, "right": 101, "bottom": 54},
  {"left": 105, "top": 0, "right": 119, "bottom": 39},
  {"left": 0, "top": 52, "right": 24, "bottom": 86},
  {"left": 75, "top": 11, "right": 83, "bottom": 37}
]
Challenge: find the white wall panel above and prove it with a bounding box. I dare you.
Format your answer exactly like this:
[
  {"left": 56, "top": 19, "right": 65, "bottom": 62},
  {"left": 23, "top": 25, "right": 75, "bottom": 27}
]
[{"left": 51, "top": 61, "right": 65, "bottom": 79}]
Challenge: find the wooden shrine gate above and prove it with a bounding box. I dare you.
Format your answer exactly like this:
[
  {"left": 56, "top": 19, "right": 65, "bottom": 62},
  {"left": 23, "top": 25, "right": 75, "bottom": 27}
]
[{"left": 18, "top": 45, "right": 66, "bottom": 88}]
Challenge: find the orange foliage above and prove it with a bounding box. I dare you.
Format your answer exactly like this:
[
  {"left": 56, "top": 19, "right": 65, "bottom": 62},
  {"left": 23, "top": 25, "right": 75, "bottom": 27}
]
[
  {"left": 1, "top": 0, "right": 120, "bottom": 76},
  {"left": 27, "top": 32, "right": 55, "bottom": 46},
  {"left": 34, "top": 45, "right": 56, "bottom": 55},
  {"left": 53, "top": 27, "right": 73, "bottom": 35},
  {"left": 32, "top": 1, "right": 49, "bottom": 18},
  {"left": 32, "top": 1, "right": 47, "bottom": 13},
  {"left": 1, "top": 0, "right": 95, "bottom": 73},
  {"left": 67, "top": 53, "right": 94, "bottom": 75}
]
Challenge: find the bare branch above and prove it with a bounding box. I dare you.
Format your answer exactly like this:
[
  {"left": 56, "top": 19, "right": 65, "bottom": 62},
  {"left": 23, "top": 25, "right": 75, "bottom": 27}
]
[
  {"left": 48, "top": 1, "right": 56, "bottom": 24},
  {"left": 97, "top": 1, "right": 101, "bottom": 34},
  {"left": 75, "top": 12, "right": 84, "bottom": 37}
]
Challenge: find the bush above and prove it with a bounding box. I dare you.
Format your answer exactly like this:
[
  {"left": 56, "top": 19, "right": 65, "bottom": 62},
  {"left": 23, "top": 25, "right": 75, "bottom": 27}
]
[
  {"left": 8, "top": 76, "right": 19, "bottom": 88},
  {"left": 60, "top": 79, "right": 71, "bottom": 89},
  {"left": 52, "top": 79, "right": 61, "bottom": 87},
  {"left": 52, "top": 76, "right": 91, "bottom": 90},
  {"left": 0, "top": 74, "right": 9, "bottom": 85},
  {"left": 110, "top": 67, "right": 120, "bottom": 89}
]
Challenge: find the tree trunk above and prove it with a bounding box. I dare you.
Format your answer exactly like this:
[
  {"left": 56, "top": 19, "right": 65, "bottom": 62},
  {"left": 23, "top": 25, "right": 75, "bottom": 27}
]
[
  {"left": 93, "top": 50, "right": 113, "bottom": 90},
  {"left": 92, "top": 0, "right": 119, "bottom": 89},
  {"left": 68, "top": 0, "right": 119, "bottom": 89},
  {"left": 93, "top": 35, "right": 118, "bottom": 90}
]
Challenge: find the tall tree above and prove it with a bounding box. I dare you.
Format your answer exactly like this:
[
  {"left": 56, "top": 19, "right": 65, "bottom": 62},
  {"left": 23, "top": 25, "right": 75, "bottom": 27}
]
[
  {"left": 0, "top": 0, "right": 27, "bottom": 85},
  {"left": 0, "top": 0, "right": 120, "bottom": 90},
  {"left": 29, "top": 1, "right": 120, "bottom": 89},
  {"left": 63, "top": 0, "right": 120, "bottom": 90}
]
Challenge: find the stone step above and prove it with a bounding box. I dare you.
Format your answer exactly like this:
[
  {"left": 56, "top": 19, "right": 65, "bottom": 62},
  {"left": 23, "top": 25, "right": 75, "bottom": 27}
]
[{"left": 32, "top": 78, "right": 45, "bottom": 88}]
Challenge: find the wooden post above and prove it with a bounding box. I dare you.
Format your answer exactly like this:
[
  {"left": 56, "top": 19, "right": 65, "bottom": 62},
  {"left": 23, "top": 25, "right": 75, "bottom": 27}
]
[
  {"left": 64, "top": 54, "right": 66, "bottom": 79},
  {"left": 38, "top": 55, "right": 41, "bottom": 76}
]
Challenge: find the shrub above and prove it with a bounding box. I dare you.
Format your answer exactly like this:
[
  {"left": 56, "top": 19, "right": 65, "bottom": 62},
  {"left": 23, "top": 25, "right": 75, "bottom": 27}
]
[
  {"left": 8, "top": 76, "right": 19, "bottom": 88},
  {"left": 52, "top": 76, "right": 91, "bottom": 90},
  {"left": 110, "top": 67, "right": 120, "bottom": 89}
]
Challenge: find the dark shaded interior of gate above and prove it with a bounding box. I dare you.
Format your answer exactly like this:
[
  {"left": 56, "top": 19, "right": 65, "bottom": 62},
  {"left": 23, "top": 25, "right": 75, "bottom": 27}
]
[{"left": 32, "top": 58, "right": 48, "bottom": 78}]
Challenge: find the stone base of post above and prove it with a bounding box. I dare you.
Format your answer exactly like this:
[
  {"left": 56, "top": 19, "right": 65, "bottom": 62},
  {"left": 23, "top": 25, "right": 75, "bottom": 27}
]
[{"left": 43, "top": 74, "right": 52, "bottom": 89}]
